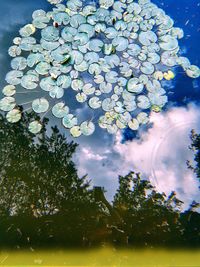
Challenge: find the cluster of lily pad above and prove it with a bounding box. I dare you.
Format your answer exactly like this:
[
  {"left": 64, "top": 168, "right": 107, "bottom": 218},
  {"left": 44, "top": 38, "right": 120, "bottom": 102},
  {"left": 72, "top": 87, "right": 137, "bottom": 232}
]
[{"left": 0, "top": 0, "right": 199, "bottom": 136}]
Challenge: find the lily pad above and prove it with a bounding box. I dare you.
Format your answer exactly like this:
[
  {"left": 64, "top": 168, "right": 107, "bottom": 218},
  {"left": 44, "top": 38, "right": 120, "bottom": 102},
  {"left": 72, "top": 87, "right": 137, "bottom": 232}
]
[
  {"left": 70, "top": 126, "right": 82, "bottom": 137},
  {"left": 127, "top": 78, "right": 144, "bottom": 94},
  {"left": 88, "top": 96, "right": 101, "bottom": 109},
  {"left": 2, "top": 85, "right": 16, "bottom": 96},
  {"left": 41, "top": 26, "right": 59, "bottom": 42},
  {"left": 49, "top": 86, "right": 64, "bottom": 99},
  {"left": 6, "top": 109, "right": 22, "bottom": 123},
  {"left": 6, "top": 70, "right": 23, "bottom": 85},
  {"left": 80, "top": 121, "right": 95, "bottom": 136},
  {"left": 0, "top": 97, "right": 16, "bottom": 112},
  {"left": 62, "top": 114, "right": 78, "bottom": 129},
  {"left": 32, "top": 98, "right": 49, "bottom": 113},
  {"left": 28, "top": 121, "right": 42, "bottom": 134},
  {"left": 11, "top": 57, "right": 27, "bottom": 70},
  {"left": 52, "top": 102, "right": 69, "bottom": 118}
]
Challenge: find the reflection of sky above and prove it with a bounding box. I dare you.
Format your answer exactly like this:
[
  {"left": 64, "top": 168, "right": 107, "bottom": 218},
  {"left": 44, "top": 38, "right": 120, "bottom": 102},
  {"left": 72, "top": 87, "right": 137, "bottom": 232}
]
[{"left": 0, "top": 0, "right": 199, "bottom": 209}]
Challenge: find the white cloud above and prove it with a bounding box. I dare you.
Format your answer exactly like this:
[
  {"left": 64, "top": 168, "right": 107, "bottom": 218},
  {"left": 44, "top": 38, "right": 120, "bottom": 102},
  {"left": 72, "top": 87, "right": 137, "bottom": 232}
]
[
  {"left": 76, "top": 103, "right": 200, "bottom": 208},
  {"left": 114, "top": 103, "right": 200, "bottom": 207},
  {"left": 81, "top": 147, "right": 107, "bottom": 161}
]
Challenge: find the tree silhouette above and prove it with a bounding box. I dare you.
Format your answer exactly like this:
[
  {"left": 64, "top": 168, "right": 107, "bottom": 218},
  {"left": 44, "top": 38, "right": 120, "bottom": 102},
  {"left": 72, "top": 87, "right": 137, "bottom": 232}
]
[
  {"left": 113, "top": 172, "right": 185, "bottom": 247},
  {"left": 0, "top": 115, "right": 199, "bottom": 249},
  {"left": 0, "top": 111, "right": 97, "bottom": 248},
  {"left": 188, "top": 129, "right": 200, "bottom": 181},
  {"left": 0, "top": 111, "right": 91, "bottom": 217}
]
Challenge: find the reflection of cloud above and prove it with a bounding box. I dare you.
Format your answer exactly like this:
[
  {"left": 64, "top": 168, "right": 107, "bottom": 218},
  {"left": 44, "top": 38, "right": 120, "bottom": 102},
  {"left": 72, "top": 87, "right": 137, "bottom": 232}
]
[
  {"left": 0, "top": 0, "right": 199, "bottom": 209},
  {"left": 76, "top": 103, "right": 200, "bottom": 208},
  {"left": 82, "top": 147, "right": 107, "bottom": 161},
  {"left": 114, "top": 103, "right": 200, "bottom": 207}
]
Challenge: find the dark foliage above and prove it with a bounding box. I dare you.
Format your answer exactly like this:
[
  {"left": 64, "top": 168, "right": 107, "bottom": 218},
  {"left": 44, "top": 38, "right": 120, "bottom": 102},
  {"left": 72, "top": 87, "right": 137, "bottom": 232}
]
[
  {"left": 188, "top": 129, "right": 200, "bottom": 181},
  {"left": 0, "top": 113, "right": 199, "bottom": 249},
  {"left": 113, "top": 172, "right": 199, "bottom": 248}
]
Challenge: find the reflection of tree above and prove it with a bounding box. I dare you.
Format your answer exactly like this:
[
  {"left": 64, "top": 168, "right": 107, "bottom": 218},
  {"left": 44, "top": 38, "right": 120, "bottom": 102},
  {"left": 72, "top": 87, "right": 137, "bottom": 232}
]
[
  {"left": 188, "top": 129, "right": 200, "bottom": 181},
  {"left": 0, "top": 113, "right": 199, "bottom": 249},
  {"left": 0, "top": 112, "right": 97, "bottom": 248},
  {"left": 113, "top": 172, "right": 186, "bottom": 247},
  {"left": 0, "top": 112, "right": 90, "bottom": 217}
]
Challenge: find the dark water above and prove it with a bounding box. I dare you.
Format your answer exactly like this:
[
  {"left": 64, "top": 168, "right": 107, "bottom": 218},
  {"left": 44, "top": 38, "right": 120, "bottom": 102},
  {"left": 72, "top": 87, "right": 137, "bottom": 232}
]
[{"left": 0, "top": 0, "right": 199, "bottom": 246}]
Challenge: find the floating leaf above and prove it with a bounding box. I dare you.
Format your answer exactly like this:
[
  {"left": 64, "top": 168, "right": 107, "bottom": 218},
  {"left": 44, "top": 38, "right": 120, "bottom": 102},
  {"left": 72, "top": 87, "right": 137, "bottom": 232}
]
[
  {"left": 70, "top": 126, "right": 81, "bottom": 137},
  {"left": 105, "top": 71, "right": 118, "bottom": 83},
  {"left": 159, "top": 35, "right": 178, "bottom": 51},
  {"left": 100, "top": 82, "right": 112, "bottom": 93},
  {"left": 41, "top": 26, "right": 59, "bottom": 42},
  {"left": 107, "top": 124, "right": 118, "bottom": 134},
  {"left": 99, "top": 0, "right": 114, "bottom": 9},
  {"left": 80, "top": 121, "right": 95, "bottom": 136},
  {"left": 84, "top": 52, "right": 99, "bottom": 64},
  {"left": 82, "top": 83, "right": 95, "bottom": 95},
  {"left": 89, "top": 39, "right": 104, "bottom": 52},
  {"left": 61, "top": 27, "right": 77, "bottom": 42},
  {"left": 76, "top": 92, "right": 87, "bottom": 103},
  {"left": 0, "top": 97, "right": 16, "bottom": 112},
  {"left": 62, "top": 114, "right": 78, "bottom": 128},
  {"left": 105, "top": 27, "right": 118, "bottom": 39},
  {"left": 6, "top": 70, "right": 23, "bottom": 85},
  {"left": 70, "top": 14, "right": 86, "bottom": 28},
  {"left": 147, "top": 53, "right": 160, "bottom": 64},
  {"left": 74, "top": 32, "right": 89, "bottom": 46},
  {"left": 148, "top": 92, "right": 168, "bottom": 107},
  {"left": 140, "top": 62, "right": 155, "bottom": 75},
  {"left": 78, "top": 23, "right": 95, "bottom": 38},
  {"left": 2, "top": 85, "right": 16, "bottom": 96},
  {"left": 71, "top": 79, "right": 83, "bottom": 91},
  {"left": 102, "top": 98, "right": 115, "bottom": 112},
  {"left": 49, "top": 86, "right": 64, "bottom": 99},
  {"left": 19, "top": 37, "right": 36, "bottom": 51},
  {"left": 186, "top": 65, "right": 200, "bottom": 79},
  {"left": 27, "top": 53, "right": 45, "bottom": 67},
  {"left": 105, "top": 55, "right": 120, "bottom": 68},
  {"left": 35, "top": 62, "right": 51, "bottom": 75},
  {"left": 6, "top": 109, "right": 21, "bottom": 123},
  {"left": 11, "top": 57, "right": 27, "bottom": 70},
  {"left": 127, "top": 78, "right": 144, "bottom": 94},
  {"left": 19, "top": 24, "right": 36, "bottom": 37},
  {"left": 161, "top": 51, "right": 177, "bottom": 67},
  {"left": 127, "top": 44, "right": 141, "bottom": 56},
  {"left": 52, "top": 12, "right": 70, "bottom": 25},
  {"left": 33, "top": 15, "right": 49, "bottom": 29},
  {"left": 52, "top": 102, "right": 69, "bottom": 118},
  {"left": 112, "top": 37, "right": 128, "bottom": 52},
  {"left": 40, "top": 77, "right": 56, "bottom": 91},
  {"left": 8, "top": 46, "right": 21, "bottom": 57},
  {"left": 28, "top": 121, "right": 42, "bottom": 134},
  {"left": 137, "top": 95, "right": 151, "bottom": 109},
  {"left": 136, "top": 112, "right": 148, "bottom": 125},
  {"left": 139, "top": 31, "right": 157, "bottom": 46},
  {"left": 128, "top": 118, "right": 139, "bottom": 131},
  {"left": 32, "top": 98, "right": 49, "bottom": 113},
  {"left": 88, "top": 96, "right": 101, "bottom": 109},
  {"left": 88, "top": 63, "right": 101, "bottom": 75},
  {"left": 71, "top": 50, "right": 84, "bottom": 65},
  {"left": 75, "top": 61, "right": 89, "bottom": 72},
  {"left": 40, "top": 39, "right": 60, "bottom": 51},
  {"left": 57, "top": 75, "right": 71, "bottom": 88}
]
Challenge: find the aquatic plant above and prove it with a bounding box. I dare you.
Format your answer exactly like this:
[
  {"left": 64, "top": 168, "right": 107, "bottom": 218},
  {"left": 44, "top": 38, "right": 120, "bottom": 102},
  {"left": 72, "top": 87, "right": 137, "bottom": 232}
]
[{"left": 0, "top": 0, "right": 199, "bottom": 136}]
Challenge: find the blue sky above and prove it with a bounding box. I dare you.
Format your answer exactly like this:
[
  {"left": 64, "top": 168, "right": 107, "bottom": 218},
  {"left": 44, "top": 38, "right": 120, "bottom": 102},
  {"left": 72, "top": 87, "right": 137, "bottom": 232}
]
[{"left": 0, "top": 0, "right": 199, "bottom": 209}]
